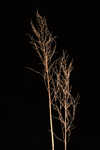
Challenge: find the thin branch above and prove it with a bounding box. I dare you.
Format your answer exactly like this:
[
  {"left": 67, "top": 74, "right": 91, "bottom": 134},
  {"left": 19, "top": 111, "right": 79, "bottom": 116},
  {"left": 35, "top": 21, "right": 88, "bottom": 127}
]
[{"left": 24, "top": 66, "right": 43, "bottom": 78}]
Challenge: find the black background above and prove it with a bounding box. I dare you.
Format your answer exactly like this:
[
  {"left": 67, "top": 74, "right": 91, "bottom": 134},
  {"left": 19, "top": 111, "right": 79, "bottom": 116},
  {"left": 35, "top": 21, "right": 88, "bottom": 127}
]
[{"left": 0, "top": 0, "right": 100, "bottom": 150}]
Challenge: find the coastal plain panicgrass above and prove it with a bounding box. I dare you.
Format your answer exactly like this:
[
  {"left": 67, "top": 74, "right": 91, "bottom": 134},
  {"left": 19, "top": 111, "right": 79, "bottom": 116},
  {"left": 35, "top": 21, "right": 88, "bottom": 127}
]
[{"left": 26, "top": 11, "right": 79, "bottom": 150}]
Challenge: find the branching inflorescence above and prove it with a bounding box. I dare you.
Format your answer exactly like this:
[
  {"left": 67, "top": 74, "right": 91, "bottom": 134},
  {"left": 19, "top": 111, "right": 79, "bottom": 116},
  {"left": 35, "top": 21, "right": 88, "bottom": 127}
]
[{"left": 28, "top": 11, "right": 79, "bottom": 150}]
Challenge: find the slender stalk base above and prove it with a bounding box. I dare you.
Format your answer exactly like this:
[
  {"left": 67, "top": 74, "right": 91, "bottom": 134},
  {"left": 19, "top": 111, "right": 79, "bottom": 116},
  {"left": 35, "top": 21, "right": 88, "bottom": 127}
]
[
  {"left": 65, "top": 102, "right": 67, "bottom": 150},
  {"left": 46, "top": 56, "right": 54, "bottom": 150},
  {"left": 49, "top": 97, "right": 54, "bottom": 150}
]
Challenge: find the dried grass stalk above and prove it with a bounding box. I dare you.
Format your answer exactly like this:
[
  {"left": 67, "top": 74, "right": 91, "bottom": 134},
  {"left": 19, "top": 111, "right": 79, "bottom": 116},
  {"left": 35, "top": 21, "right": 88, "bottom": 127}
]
[{"left": 29, "top": 11, "right": 79, "bottom": 150}]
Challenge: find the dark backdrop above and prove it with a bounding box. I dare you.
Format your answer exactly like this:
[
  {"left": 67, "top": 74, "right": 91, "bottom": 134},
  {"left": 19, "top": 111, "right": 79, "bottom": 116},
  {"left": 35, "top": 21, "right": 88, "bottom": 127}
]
[{"left": 0, "top": 0, "right": 100, "bottom": 150}]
